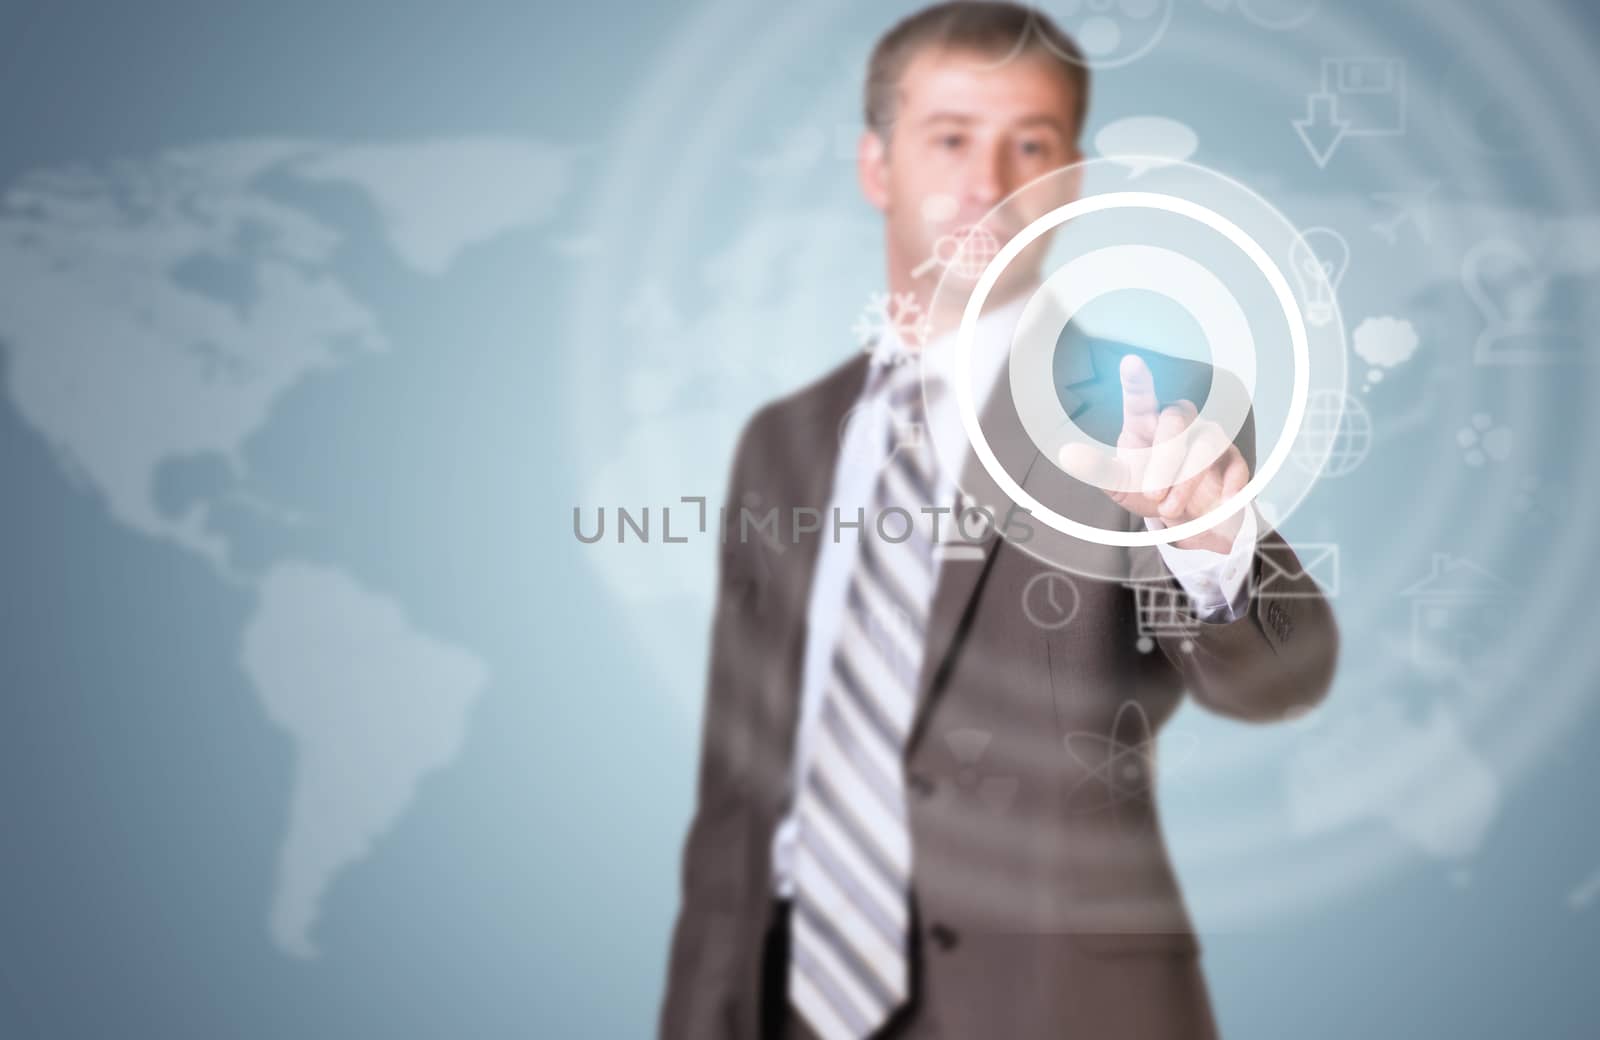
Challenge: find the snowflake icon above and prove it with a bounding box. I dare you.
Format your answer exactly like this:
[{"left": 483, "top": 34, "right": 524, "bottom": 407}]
[{"left": 851, "top": 290, "right": 928, "bottom": 353}]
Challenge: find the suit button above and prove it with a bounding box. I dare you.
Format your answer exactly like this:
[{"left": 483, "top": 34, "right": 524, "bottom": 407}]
[
  {"left": 929, "top": 922, "right": 959, "bottom": 951},
  {"left": 906, "top": 773, "right": 935, "bottom": 798}
]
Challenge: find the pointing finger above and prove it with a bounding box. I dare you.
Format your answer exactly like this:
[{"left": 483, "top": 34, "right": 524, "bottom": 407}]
[
  {"left": 1220, "top": 450, "right": 1250, "bottom": 502},
  {"left": 1118, "top": 354, "right": 1160, "bottom": 446},
  {"left": 1059, "top": 442, "right": 1132, "bottom": 498},
  {"left": 1143, "top": 401, "right": 1198, "bottom": 500},
  {"left": 1161, "top": 427, "right": 1227, "bottom": 521},
  {"left": 1185, "top": 437, "right": 1245, "bottom": 520}
]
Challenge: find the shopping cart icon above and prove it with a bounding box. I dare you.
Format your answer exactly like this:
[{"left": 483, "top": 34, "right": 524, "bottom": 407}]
[{"left": 1122, "top": 577, "right": 1199, "bottom": 654}]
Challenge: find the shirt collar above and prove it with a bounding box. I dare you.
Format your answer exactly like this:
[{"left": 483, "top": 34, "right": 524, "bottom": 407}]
[
  {"left": 917, "top": 283, "right": 1039, "bottom": 411},
  {"left": 855, "top": 285, "right": 1041, "bottom": 496}
]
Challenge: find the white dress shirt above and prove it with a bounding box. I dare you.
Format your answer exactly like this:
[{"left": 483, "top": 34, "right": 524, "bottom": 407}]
[{"left": 768, "top": 293, "right": 1257, "bottom": 896}]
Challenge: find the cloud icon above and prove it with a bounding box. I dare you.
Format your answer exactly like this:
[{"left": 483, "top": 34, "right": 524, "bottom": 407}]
[
  {"left": 1094, "top": 116, "right": 1199, "bottom": 178},
  {"left": 1352, "top": 315, "right": 1420, "bottom": 369}
]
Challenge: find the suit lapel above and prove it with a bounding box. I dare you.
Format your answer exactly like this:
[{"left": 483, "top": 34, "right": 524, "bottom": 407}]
[
  {"left": 904, "top": 358, "right": 1039, "bottom": 755},
  {"left": 783, "top": 333, "right": 1125, "bottom": 758},
  {"left": 905, "top": 325, "right": 1120, "bottom": 754}
]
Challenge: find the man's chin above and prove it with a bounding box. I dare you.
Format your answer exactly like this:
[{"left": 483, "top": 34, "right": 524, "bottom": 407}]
[{"left": 924, "top": 268, "right": 1039, "bottom": 324}]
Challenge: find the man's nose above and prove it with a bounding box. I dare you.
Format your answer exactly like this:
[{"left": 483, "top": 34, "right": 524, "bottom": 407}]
[{"left": 964, "top": 143, "right": 1008, "bottom": 209}]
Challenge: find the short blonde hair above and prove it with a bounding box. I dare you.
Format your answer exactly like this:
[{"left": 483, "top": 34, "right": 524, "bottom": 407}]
[{"left": 864, "top": 2, "right": 1090, "bottom": 142}]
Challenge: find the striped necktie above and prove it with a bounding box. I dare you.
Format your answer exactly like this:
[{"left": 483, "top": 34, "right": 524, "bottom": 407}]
[{"left": 789, "top": 353, "right": 938, "bottom": 1040}]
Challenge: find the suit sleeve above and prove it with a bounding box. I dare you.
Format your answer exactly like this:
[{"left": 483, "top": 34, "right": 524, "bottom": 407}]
[
  {"left": 1126, "top": 399, "right": 1340, "bottom": 722},
  {"left": 658, "top": 414, "right": 767, "bottom": 1039}
]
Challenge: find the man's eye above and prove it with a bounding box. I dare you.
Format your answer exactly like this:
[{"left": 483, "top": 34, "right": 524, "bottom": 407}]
[
  {"left": 938, "top": 134, "right": 965, "bottom": 150},
  {"left": 1019, "top": 140, "right": 1050, "bottom": 157}
]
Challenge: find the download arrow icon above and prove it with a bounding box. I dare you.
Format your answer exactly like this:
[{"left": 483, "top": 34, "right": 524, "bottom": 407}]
[{"left": 1293, "top": 92, "right": 1350, "bottom": 169}]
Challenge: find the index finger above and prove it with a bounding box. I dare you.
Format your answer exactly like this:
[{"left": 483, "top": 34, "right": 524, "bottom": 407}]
[{"left": 1119, "top": 354, "right": 1160, "bottom": 444}]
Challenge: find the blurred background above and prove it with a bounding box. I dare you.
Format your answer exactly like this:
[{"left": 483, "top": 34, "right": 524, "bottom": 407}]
[{"left": 1, "top": 0, "right": 1597, "bottom": 1036}]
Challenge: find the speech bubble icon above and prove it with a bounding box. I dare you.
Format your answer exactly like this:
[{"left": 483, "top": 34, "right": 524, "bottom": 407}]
[{"left": 1094, "top": 116, "right": 1199, "bottom": 178}]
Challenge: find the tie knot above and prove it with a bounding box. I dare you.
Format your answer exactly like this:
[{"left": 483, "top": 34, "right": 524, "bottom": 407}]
[
  {"left": 876, "top": 354, "right": 926, "bottom": 420},
  {"left": 872, "top": 358, "right": 950, "bottom": 497}
]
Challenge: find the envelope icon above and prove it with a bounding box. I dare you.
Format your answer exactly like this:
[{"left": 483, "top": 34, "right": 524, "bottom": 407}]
[{"left": 1253, "top": 542, "right": 1340, "bottom": 599}]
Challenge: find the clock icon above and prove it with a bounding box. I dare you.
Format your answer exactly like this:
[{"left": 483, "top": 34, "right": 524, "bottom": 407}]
[{"left": 1022, "top": 570, "right": 1082, "bottom": 630}]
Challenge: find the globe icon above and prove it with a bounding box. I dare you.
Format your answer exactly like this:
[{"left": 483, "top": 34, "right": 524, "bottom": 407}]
[
  {"left": 1293, "top": 389, "right": 1371, "bottom": 478},
  {"left": 947, "top": 225, "right": 1000, "bottom": 280}
]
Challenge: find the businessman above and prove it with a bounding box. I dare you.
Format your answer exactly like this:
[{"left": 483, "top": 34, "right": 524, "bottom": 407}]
[{"left": 660, "top": 3, "right": 1339, "bottom": 1038}]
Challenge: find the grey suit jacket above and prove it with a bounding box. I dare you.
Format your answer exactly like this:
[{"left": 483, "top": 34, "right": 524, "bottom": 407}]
[{"left": 659, "top": 333, "right": 1339, "bottom": 1039}]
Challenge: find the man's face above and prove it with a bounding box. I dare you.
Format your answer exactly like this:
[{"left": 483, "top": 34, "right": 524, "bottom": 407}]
[{"left": 860, "top": 45, "right": 1083, "bottom": 300}]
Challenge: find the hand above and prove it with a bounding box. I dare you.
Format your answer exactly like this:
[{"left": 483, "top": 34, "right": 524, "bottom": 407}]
[{"left": 1058, "top": 355, "right": 1251, "bottom": 554}]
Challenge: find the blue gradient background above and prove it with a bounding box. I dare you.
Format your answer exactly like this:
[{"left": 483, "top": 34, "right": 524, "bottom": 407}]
[{"left": 1, "top": 1, "right": 1598, "bottom": 1037}]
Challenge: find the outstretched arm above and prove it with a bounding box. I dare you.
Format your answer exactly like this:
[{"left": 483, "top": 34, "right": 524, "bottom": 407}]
[{"left": 1063, "top": 354, "right": 1339, "bottom": 720}]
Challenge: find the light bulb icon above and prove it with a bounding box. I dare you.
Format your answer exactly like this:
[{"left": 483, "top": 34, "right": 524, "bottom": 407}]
[{"left": 1291, "top": 226, "right": 1349, "bottom": 327}]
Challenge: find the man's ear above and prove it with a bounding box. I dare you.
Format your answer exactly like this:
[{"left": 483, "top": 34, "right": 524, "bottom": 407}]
[{"left": 857, "top": 129, "right": 889, "bottom": 212}]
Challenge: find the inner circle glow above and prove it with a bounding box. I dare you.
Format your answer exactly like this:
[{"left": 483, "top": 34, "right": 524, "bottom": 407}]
[
  {"left": 1009, "top": 244, "right": 1258, "bottom": 491},
  {"left": 954, "top": 191, "right": 1310, "bottom": 548}
]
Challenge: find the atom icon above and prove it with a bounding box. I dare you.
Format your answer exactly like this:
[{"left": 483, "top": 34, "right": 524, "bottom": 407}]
[{"left": 1062, "top": 700, "right": 1198, "bottom": 814}]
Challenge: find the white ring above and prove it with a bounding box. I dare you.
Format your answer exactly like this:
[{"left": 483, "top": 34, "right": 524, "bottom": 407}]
[{"left": 954, "top": 191, "right": 1310, "bottom": 548}]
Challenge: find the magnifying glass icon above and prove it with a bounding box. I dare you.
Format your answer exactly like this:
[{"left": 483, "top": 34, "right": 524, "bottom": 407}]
[
  {"left": 912, "top": 224, "right": 1001, "bottom": 279},
  {"left": 912, "top": 233, "right": 964, "bottom": 278}
]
